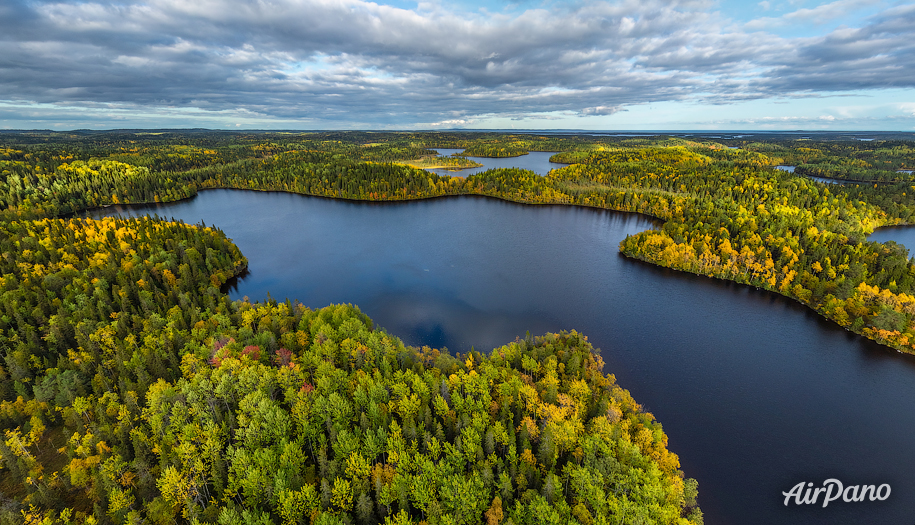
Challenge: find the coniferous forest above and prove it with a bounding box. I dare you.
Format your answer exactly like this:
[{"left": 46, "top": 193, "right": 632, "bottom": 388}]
[{"left": 3, "top": 129, "right": 915, "bottom": 523}]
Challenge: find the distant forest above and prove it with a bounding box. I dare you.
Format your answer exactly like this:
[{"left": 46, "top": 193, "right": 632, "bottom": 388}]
[{"left": 3, "top": 128, "right": 915, "bottom": 523}]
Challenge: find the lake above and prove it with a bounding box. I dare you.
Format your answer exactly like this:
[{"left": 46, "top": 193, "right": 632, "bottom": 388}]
[
  {"left": 776, "top": 165, "right": 853, "bottom": 185},
  {"left": 90, "top": 189, "right": 915, "bottom": 525},
  {"left": 425, "top": 148, "right": 568, "bottom": 176},
  {"left": 808, "top": 175, "right": 846, "bottom": 185},
  {"left": 870, "top": 225, "right": 915, "bottom": 258}
]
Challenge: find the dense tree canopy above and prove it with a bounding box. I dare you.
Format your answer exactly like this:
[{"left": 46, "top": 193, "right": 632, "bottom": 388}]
[
  {"left": 4, "top": 131, "right": 915, "bottom": 354},
  {"left": 0, "top": 131, "right": 707, "bottom": 524},
  {"left": 5, "top": 128, "right": 915, "bottom": 522}
]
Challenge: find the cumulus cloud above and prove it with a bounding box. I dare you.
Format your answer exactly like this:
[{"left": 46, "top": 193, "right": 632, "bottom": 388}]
[{"left": 0, "top": 0, "right": 913, "bottom": 127}]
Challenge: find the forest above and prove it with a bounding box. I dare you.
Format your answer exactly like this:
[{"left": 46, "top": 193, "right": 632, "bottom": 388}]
[
  {"left": 735, "top": 139, "right": 915, "bottom": 183},
  {"left": 0, "top": 131, "right": 711, "bottom": 524},
  {"left": 5, "top": 129, "right": 915, "bottom": 523},
  {"left": 4, "top": 131, "right": 915, "bottom": 355}
]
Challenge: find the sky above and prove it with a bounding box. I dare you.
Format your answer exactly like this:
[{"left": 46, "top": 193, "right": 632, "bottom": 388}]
[{"left": 1, "top": 0, "right": 914, "bottom": 130}]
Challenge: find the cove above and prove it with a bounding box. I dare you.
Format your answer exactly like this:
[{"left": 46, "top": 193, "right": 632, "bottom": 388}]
[
  {"left": 90, "top": 189, "right": 915, "bottom": 525},
  {"left": 869, "top": 225, "right": 915, "bottom": 258}
]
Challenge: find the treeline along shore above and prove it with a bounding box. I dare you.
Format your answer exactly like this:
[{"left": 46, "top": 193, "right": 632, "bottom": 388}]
[
  {"left": 0, "top": 131, "right": 713, "bottom": 524},
  {"left": 3, "top": 128, "right": 915, "bottom": 523},
  {"left": 5, "top": 131, "right": 913, "bottom": 353}
]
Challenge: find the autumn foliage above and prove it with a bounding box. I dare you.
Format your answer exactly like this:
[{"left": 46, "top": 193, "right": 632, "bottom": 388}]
[{"left": 6, "top": 129, "right": 915, "bottom": 523}]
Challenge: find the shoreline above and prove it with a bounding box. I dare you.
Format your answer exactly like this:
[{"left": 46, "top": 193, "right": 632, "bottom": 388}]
[{"left": 73, "top": 183, "right": 915, "bottom": 357}]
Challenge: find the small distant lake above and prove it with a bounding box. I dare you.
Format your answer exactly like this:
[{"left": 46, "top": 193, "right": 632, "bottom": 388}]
[
  {"left": 776, "top": 165, "right": 852, "bottom": 185},
  {"left": 807, "top": 175, "right": 846, "bottom": 185},
  {"left": 425, "top": 148, "right": 568, "bottom": 177}
]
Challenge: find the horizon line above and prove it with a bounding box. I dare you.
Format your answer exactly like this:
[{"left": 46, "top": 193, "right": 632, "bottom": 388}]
[{"left": 2, "top": 128, "right": 914, "bottom": 135}]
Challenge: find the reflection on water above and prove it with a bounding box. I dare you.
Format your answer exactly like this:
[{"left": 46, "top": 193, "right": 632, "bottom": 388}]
[
  {"left": 775, "top": 165, "right": 851, "bottom": 185},
  {"left": 807, "top": 175, "right": 845, "bottom": 185},
  {"left": 91, "top": 189, "right": 915, "bottom": 525}
]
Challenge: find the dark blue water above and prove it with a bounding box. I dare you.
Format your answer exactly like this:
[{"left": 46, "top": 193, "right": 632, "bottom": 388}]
[
  {"left": 92, "top": 190, "right": 915, "bottom": 525},
  {"left": 808, "top": 175, "right": 851, "bottom": 185},
  {"left": 777, "top": 165, "right": 852, "bottom": 185},
  {"left": 426, "top": 148, "right": 568, "bottom": 176},
  {"left": 870, "top": 225, "right": 915, "bottom": 258}
]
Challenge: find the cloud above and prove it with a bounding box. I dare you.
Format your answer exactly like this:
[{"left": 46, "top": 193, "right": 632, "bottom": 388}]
[
  {"left": 580, "top": 106, "right": 625, "bottom": 116},
  {"left": 0, "top": 0, "right": 913, "bottom": 127},
  {"left": 782, "top": 0, "right": 880, "bottom": 23},
  {"left": 699, "top": 112, "right": 915, "bottom": 131},
  {"left": 745, "top": 0, "right": 881, "bottom": 30},
  {"left": 753, "top": 4, "right": 915, "bottom": 94},
  {"left": 427, "top": 118, "right": 476, "bottom": 127}
]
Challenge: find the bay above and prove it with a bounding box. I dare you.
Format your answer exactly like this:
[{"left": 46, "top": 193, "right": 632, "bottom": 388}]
[{"left": 91, "top": 189, "right": 915, "bottom": 525}]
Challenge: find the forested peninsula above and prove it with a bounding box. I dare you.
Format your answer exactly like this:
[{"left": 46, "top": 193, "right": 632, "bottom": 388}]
[
  {"left": 4, "top": 131, "right": 914, "bottom": 352},
  {"left": 2, "top": 129, "right": 915, "bottom": 523},
  {"left": 0, "top": 132, "right": 710, "bottom": 524}
]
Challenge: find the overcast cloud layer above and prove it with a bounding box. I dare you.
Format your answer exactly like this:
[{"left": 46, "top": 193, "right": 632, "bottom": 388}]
[{"left": 1, "top": 0, "right": 914, "bottom": 129}]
